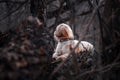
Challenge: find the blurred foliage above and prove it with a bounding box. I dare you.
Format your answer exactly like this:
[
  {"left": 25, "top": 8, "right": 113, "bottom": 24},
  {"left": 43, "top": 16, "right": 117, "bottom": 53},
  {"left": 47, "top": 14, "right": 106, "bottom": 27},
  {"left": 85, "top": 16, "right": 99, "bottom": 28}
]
[{"left": 0, "top": 0, "right": 120, "bottom": 80}]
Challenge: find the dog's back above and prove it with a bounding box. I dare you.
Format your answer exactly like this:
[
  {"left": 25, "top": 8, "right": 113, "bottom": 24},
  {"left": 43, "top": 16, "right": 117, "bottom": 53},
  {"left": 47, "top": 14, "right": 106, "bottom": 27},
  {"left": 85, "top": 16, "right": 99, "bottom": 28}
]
[{"left": 53, "top": 40, "right": 94, "bottom": 60}]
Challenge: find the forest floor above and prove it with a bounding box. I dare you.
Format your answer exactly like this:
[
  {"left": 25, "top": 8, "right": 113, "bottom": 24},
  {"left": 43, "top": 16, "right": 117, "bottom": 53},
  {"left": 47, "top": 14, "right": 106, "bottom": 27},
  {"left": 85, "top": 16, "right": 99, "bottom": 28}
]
[{"left": 0, "top": 20, "right": 56, "bottom": 80}]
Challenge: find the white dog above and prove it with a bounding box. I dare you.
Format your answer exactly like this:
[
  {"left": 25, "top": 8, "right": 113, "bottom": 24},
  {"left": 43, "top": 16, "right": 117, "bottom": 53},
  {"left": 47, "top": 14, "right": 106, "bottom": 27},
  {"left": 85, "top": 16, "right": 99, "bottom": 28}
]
[{"left": 52, "top": 23, "right": 94, "bottom": 61}]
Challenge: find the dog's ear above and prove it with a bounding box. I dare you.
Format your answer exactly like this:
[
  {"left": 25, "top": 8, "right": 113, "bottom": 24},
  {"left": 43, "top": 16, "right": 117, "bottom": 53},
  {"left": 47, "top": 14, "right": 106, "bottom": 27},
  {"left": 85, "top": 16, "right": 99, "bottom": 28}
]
[
  {"left": 62, "top": 28, "right": 69, "bottom": 38},
  {"left": 54, "top": 31, "right": 59, "bottom": 41}
]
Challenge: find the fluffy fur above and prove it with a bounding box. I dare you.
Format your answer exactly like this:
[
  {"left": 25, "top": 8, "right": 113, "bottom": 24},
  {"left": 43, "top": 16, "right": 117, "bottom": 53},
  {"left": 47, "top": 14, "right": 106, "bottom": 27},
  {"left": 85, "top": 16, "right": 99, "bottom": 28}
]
[
  {"left": 54, "top": 23, "right": 74, "bottom": 42},
  {"left": 52, "top": 23, "right": 94, "bottom": 60}
]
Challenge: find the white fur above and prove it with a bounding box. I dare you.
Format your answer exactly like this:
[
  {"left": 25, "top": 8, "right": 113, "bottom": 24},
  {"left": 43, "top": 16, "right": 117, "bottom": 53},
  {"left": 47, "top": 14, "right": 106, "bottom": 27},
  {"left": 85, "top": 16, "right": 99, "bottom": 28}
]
[
  {"left": 54, "top": 23, "right": 74, "bottom": 42},
  {"left": 52, "top": 23, "right": 94, "bottom": 60}
]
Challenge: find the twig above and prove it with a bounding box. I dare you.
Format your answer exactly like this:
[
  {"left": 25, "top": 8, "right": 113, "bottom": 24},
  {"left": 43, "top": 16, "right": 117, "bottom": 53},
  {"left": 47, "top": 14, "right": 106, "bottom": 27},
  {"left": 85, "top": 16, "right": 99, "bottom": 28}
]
[
  {"left": 76, "top": 62, "right": 120, "bottom": 78},
  {"left": 49, "top": 1, "right": 104, "bottom": 80},
  {"left": 0, "top": 0, "right": 28, "bottom": 22}
]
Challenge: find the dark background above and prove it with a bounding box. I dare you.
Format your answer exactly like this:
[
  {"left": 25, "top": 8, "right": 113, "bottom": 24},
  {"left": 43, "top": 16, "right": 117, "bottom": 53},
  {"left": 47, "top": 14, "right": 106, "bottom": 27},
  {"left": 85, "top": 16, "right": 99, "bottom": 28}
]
[{"left": 0, "top": 0, "right": 120, "bottom": 80}]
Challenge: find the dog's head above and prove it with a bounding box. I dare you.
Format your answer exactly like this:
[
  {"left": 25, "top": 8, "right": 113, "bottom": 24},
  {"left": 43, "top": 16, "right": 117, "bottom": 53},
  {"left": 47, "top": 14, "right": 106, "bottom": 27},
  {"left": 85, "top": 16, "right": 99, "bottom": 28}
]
[{"left": 54, "top": 23, "right": 74, "bottom": 42}]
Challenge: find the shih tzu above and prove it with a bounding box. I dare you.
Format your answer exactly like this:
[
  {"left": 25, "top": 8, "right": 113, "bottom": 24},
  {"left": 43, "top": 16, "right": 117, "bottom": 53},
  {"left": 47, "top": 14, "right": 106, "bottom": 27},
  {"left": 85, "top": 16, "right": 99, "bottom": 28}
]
[{"left": 52, "top": 23, "right": 94, "bottom": 61}]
